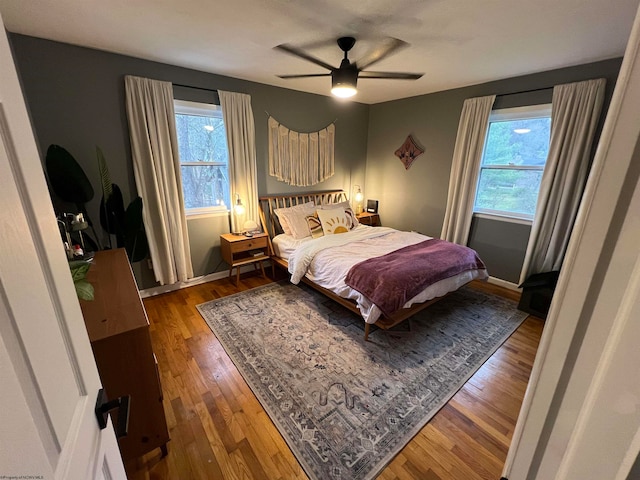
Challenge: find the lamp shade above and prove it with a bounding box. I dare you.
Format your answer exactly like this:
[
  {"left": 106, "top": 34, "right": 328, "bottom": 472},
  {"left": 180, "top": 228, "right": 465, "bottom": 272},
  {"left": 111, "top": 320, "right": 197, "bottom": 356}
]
[{"left": 243, "top": 220, "right": 259, "bottom": 232}]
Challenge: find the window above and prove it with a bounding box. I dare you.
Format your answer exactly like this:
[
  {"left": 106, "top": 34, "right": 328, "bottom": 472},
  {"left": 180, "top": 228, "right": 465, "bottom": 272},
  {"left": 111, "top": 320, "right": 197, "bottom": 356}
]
[
  {"left": 174, "top": 100, "right": 230, "bottom": 215},
  {"left": 474, "top": 104, "right": 552, "bottom": 221}
]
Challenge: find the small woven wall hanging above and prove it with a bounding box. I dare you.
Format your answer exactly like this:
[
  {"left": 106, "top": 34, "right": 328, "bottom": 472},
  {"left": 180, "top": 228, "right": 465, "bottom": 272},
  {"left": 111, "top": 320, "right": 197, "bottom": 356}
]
[
  {"left": 268, "top": 116, "right": 335, "bottom": 186},
  {"left": 394, "top": 134, "right": 424, "bottom": 170}
]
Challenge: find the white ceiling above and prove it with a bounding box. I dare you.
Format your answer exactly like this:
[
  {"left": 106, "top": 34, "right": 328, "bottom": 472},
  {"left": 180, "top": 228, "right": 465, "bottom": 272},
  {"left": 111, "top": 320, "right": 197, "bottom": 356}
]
[{"left": 1, "top": 0, "right": 638, "bottom": 104}]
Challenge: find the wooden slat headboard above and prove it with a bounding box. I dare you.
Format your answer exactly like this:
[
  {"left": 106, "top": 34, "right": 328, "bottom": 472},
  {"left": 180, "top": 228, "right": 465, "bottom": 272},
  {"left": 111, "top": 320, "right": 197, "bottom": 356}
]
[{"left": 258, "top": 190, "right": 348, "bottom": 242}]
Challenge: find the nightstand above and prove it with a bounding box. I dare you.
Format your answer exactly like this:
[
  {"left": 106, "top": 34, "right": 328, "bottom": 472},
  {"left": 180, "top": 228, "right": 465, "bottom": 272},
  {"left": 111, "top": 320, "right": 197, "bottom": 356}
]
[
  {"left": 220, "top": 232, "right": 270, "bottom": 285},
  {"left": 356, "top": 212, "right": 381, "bottom": 227}
]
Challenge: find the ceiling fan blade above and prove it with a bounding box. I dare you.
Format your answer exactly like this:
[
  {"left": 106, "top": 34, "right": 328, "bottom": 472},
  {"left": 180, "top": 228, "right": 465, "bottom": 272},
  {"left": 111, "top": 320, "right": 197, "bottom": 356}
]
[
  {"left": 355, "top": 37, "right": 408, "bottom": 71},
  {"left": 359, "top": 71, "right": 424, "bottom": 80},
  {"left": 275, "top": 43, "right": 335, "bottom": 71},
  {"left": 278, "top": 73, "right": 332, "bottom": 79}
]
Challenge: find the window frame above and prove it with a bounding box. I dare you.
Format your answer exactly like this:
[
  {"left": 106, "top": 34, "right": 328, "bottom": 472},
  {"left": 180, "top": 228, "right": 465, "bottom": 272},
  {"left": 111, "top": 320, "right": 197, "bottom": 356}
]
[
  {"left": 174, "top": 99, "right": 230, "bottom": 217},
  {"left": 473, "top": 103, "right": 552, "bottom": 222}
]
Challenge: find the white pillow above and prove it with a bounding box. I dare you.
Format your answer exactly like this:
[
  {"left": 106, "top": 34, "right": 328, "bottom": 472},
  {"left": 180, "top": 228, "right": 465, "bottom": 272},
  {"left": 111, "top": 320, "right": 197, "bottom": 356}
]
[
  {"left": 274, "top": 210, "right": 292, "bottom": 235},
  {"left": 318, "top": 200, "right": 350, "bottom": 210},
  {"left": 317, "top": 207, "right": 351, "bottom": 235},
  {"left": 318, "top": 201, "right": 359, "bottom": 229},
  {"left": 274, "top": 201, "right": 315, "bottom": 236}
]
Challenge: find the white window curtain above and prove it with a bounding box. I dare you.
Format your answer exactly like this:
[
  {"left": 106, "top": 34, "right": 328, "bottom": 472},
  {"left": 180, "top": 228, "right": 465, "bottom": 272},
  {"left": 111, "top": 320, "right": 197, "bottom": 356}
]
[
  {"left": 218, "top": 90, "right": 259, "bottom": 233},
  {"left": 124, "top": 75, "right": 194, "bottom": 285},
  {"left": 519, "top": 78, "right": 606, "bottom": 284},
  {"left": 440, "top": 95, "right": 496, "bottom": 245}
]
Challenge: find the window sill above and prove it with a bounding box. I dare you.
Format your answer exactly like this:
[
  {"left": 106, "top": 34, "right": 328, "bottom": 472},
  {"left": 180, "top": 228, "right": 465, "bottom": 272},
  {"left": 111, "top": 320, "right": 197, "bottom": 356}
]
[
  {"left": 186, "top": 210, "right": 230, "bottom": 221},
  {"left": 473, "top": 212, "right": 533, "bottom": 226}
]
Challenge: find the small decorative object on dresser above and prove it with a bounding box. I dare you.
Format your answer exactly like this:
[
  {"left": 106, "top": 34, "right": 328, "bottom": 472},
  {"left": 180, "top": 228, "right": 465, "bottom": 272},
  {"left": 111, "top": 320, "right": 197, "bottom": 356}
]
[
  {"left": 220, "top": 232, "right": 270, "bottom": 285},
  {"left": 356, "top": 211, "right": 381, "bottom": 227}
]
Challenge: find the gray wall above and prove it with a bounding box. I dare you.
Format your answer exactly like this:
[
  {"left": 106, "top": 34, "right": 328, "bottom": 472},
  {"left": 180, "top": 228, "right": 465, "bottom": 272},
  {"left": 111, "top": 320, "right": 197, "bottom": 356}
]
[
  {"left": 468, "top": 217, "right": 531, "bottom": 282},
  {"left": 366, "top": 59, "right": 622, "bottom": 283},
  {"left": 9, "top": 31, "right": 623, "bottom": 287},
  {"left": 9, "top": 34, "right": 370, "bottom": 289}
]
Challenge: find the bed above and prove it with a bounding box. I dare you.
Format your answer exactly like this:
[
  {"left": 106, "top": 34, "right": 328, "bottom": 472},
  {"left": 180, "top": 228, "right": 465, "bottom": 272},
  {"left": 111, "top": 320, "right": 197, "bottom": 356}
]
[{"left": 258, "top": 190, "right": 488, "bottom": 340}]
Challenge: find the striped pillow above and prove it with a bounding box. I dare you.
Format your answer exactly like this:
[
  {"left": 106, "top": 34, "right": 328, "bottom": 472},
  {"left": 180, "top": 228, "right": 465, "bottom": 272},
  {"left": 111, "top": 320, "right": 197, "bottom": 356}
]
[{"left": 306, "top": 213, "right": 324, "bottom": 239}]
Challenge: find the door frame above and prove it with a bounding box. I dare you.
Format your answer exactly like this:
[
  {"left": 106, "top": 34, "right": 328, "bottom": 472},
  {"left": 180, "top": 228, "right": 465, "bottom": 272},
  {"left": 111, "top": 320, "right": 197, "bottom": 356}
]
[{"left": 503, "top": 3, "right": 640, "bottom": 478}]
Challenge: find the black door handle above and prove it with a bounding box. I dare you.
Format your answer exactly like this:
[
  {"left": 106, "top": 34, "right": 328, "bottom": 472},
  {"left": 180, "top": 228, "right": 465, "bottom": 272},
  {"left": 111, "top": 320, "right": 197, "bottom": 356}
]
[{"left": 95, "top": 388, "right": 131, "bottom": 438}]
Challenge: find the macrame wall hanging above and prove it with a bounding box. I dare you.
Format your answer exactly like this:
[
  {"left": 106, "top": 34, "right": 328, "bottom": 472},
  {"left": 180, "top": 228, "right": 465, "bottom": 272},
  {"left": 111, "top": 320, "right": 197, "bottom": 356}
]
[{"left": 268, "top": 116, "right": 335, "bottom": 186}]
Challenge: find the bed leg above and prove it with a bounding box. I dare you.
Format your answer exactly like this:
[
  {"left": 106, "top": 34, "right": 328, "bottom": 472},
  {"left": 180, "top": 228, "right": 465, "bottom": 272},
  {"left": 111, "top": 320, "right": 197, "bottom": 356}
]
[{"left": 364, "top": 323, "right": 370, "bottom": 342}]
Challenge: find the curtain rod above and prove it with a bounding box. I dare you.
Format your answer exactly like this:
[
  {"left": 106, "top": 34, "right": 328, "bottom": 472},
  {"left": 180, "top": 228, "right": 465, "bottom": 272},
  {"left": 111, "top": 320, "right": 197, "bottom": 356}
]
[
  {"left": 497, "top": 86, "right": 554, "bottom": 97},
  {"left": 173, "top": 83, "right": 218, "bottom": 93}
]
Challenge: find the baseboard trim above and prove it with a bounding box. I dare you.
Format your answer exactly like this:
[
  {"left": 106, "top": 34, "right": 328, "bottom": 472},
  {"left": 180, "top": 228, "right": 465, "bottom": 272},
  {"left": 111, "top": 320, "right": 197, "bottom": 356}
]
[
  {"left": 487, "top": 276, "right": 520, "bottom": 292},
  {"left": 140, "top": 269, "right": 518, "bottom": 297},
  {"left": 140, "top": 263, "right": 271, "bottom": 298}
]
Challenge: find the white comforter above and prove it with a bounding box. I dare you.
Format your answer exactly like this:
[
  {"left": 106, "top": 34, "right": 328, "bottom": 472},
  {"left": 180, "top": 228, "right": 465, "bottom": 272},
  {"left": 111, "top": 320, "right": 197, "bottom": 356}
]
[
  {"left": 288, "top": 226, "right": 399, "bottom": 283},
  {"left": 286, "top": 226, "right": 488, "bottom": 324}
]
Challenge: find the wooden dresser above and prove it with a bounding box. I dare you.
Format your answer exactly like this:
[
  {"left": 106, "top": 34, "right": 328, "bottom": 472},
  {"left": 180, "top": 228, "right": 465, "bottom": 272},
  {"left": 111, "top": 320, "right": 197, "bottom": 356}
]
[{"left": 79, "top": 248, "right": 169, "bottom": 460}]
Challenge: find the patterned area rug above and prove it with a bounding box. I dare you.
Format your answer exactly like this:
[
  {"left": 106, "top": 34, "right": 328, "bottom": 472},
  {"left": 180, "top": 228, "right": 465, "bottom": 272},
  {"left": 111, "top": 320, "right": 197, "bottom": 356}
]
[{"left": 196, "top": 282, "right": 526, "bottom": 480}]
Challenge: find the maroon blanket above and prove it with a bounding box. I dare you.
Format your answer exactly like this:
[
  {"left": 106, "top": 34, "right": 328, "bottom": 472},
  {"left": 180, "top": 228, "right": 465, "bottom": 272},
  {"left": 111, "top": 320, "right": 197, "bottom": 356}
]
[{"left": 344, "top": 239, "right": 486, "bottom": 317}]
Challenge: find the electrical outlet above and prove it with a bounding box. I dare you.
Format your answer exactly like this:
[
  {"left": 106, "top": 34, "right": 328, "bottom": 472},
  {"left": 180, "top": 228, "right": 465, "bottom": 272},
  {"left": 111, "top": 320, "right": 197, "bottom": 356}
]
[{"left": 147, "top": 258, "right": 153, "bottom": 270}]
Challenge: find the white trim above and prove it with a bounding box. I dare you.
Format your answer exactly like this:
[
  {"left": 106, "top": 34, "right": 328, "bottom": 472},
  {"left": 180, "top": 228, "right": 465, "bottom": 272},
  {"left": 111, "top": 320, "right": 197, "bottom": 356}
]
[
  {"left": 487, "top": 276, "right": 520, "bottom": 291},
  {"left": 174, "top": 98, "right": 231, "bottom": 218},
  {"left": 174, "top": 99, "right": 221, "bottom": 115},
  {"left": 474, "top": 104, "right": 551, "bottom": 221},
  {"left": 473, "top": 211, "right": 533, "bottom": 225},
  {"left": 181, "top": 161, "right": 227, "bottom": 166},
  {"left": 490, "top": 103, "right": 552, "bottom": 121},
  {"left": 619, "top": 425, "right": 640, "bottom": 479},
  {"left": 557, "top": 251, "right": 640, "bottom": 479},
  {"left": 185, "top": 208, "right": 230, "bottom": 219},
  {"left": 140, "top": 262, "right": 273, "bottom": 298},
  {"left": 481, "top": 164, "right": 544, "bottom": 171}
]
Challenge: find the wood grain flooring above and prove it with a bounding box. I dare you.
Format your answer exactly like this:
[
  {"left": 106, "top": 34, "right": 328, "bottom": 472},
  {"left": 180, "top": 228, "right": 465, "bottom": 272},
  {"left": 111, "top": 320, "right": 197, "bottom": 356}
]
[{"left": 124, "top": 272, "right": 544, "bottom": 480}]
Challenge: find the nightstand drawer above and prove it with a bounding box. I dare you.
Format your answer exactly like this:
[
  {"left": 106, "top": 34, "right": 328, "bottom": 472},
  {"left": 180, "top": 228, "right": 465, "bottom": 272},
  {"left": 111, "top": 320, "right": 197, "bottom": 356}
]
[{"left": 229, "top": 236, "right": 267, "bottom": 253}]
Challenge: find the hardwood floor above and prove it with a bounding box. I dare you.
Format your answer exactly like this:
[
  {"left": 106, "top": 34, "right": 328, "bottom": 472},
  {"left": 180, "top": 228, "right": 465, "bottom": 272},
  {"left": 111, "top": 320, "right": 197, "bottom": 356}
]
[{"left": 124, "top": 273, "right": 544, "bottom": 480}]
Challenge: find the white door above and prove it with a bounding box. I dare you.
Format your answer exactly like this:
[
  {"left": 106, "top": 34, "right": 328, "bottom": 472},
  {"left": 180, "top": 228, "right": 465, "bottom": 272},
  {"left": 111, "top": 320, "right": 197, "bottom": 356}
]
[
  {"left": 0, "top": 13, "right": 126, "bottom": 480},
  {"left": 503, "top": 3, "right": 640, "bottom": 479}
]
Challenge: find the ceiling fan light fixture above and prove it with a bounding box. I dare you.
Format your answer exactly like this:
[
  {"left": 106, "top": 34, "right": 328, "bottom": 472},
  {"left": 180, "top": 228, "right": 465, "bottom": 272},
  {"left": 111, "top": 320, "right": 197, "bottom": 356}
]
[
  {"left": 331, "top": 68, "right": 358, "bottom": 98},
  {"left": 276, "top": 36, "right": 422, "bottom": 99},
  {"left": 331, "top": 85, "right": 357, "bottom": 98}
]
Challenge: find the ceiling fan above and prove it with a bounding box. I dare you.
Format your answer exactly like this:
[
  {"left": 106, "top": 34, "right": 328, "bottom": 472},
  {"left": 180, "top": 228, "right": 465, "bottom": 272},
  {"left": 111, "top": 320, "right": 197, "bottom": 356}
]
[{"left": 275, "top": 37, "right": 424, "bottom": 98}]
